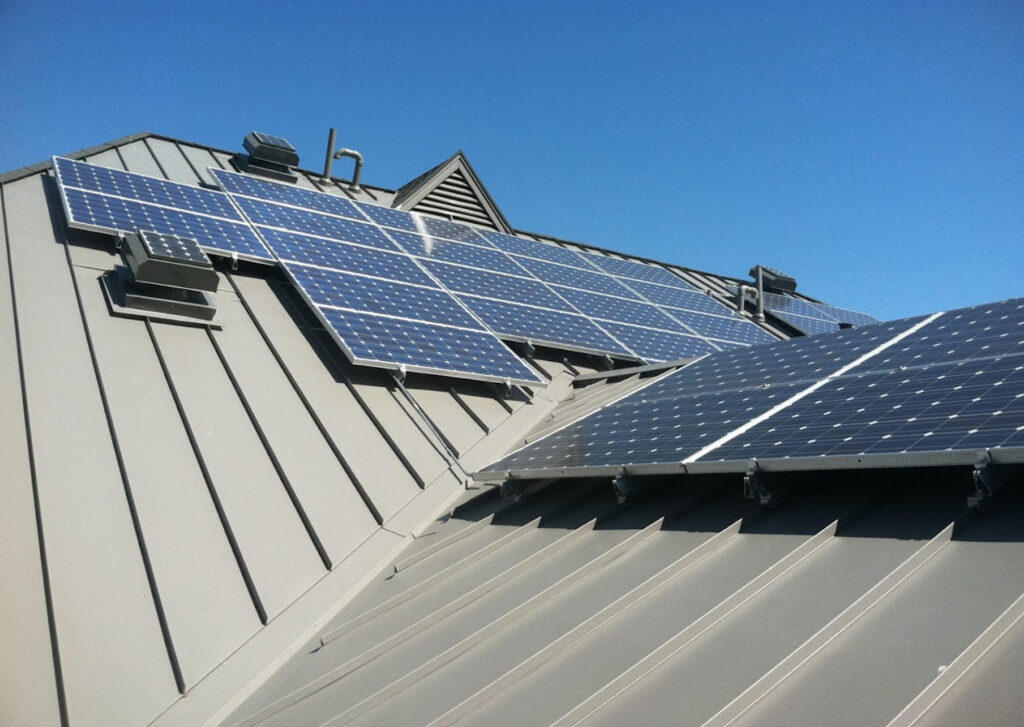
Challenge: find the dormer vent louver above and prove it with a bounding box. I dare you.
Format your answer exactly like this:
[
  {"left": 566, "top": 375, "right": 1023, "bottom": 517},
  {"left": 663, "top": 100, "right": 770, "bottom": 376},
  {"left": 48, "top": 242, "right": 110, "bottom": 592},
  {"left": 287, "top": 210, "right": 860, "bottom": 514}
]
[{"left": 235, "top": 131, "right": 299, "bottom": 183}]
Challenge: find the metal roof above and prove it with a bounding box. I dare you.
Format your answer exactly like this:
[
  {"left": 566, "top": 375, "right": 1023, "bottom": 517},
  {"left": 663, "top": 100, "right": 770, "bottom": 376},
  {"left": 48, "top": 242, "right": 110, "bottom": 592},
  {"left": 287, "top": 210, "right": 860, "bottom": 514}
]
[{"left": 2, "top": 132, "right": 1020, "bottom": 727}]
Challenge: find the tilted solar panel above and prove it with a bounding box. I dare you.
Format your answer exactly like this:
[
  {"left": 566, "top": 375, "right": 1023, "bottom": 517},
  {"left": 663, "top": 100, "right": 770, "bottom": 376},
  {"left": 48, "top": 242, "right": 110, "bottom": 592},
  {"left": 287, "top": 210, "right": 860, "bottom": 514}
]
[
  {"left": 53, "top": 157, "right": 272, "bottom": 261},
  {"left": 210, "top": 168, "right": 368, "bottom": 221}
]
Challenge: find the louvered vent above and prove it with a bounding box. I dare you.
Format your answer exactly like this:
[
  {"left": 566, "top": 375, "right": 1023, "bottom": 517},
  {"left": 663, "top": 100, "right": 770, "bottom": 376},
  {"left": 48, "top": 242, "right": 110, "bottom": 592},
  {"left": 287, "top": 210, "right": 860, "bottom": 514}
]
[{"left": 409, "top": 170, "right": 498, "bottom": 230}]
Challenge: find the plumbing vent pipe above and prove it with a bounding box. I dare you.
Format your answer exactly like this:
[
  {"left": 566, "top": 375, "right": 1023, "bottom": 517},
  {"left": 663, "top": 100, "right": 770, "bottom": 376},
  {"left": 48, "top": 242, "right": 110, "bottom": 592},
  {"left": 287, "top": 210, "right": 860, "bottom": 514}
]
[
  {"left": 754, "top": 267, "right": 766, "bottom": 321},
  {"left": 322, "top": 128, "right": 364, "bottom": 191}
]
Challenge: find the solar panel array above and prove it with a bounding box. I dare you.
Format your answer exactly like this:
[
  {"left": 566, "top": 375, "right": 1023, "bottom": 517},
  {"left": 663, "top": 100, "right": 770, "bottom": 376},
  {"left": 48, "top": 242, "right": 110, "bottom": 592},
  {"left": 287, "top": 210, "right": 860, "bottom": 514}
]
[
  {"left": 138, "top": 230, "right": 211, "bottom": 267},
  {"left": 762, "top": 291, "right": 878, "bottom": 336},
  {"left": 52, "top": 157, "right": 272, "bottom": 261},
  {"left": 480, "top": 298, "right": 1024, "bottom": 475}
]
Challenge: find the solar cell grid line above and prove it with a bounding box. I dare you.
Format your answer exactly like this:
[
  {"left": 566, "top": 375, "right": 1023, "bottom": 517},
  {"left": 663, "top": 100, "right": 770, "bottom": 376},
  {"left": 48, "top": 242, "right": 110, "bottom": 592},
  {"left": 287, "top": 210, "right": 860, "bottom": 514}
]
[
  {"left": 456, "top": 294, "right": 636, "bottom": 357},
  {"left": 258, "top": 228, "right": 436, "bottom": 287},
  {"left": 54, "top": 156, "right": 241, "bottom": 220},
  {"left": 235, "top": 197, "right": 399, "bottom": 252},
  {"left": 704, "top": 352, "right": 1024, "bottom": 461},
  {"left": 597, "top": 321, "right": 719, "bottom": 363},
  {"left": 386, "top": 230, "right": 530, "bottom": 276},
  {"left": 210, "top": 168, "right": 370, "bottom": 222},
  {"left": 858, "top": 298, "right": 1024, "bottom": 374},
  {"left": 514, "top": 256, "right": 643, "bottom": 298},
  {"left": 285, "top": 263, "right": 484, "bottom": 330},
  {"left": 551, "top": 285, "right": 689, "bottom": 332},
  {"left": 319, "top": 308, "right": 541, "bottom": 385},
  {"left": 422, "top": 260, "right": 575, "bottom": 312},
  {"left": 478, "top": 229, "right": 593, "bottom": 268},
  {"left": 59, "top": 186, "right": 272, "bottom": 260}
]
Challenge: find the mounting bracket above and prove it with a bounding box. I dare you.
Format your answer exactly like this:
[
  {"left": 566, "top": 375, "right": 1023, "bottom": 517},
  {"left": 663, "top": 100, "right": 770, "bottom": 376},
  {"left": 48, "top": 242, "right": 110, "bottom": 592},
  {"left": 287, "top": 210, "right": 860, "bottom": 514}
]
[
  {"left": 743, "top": 460, "right": 776, "bottom": 508},
  {"left": 612, "top": 473, "right": 634, "bottom": 505},
  {"left": 230, "top": 251, "right": 239, "bottom": 271},
  {"left": 968, "top": 452, "right": 1012, "bottom": 512},
  {"left": 392, "top": 365, "right": 407, "bottom": 385}
]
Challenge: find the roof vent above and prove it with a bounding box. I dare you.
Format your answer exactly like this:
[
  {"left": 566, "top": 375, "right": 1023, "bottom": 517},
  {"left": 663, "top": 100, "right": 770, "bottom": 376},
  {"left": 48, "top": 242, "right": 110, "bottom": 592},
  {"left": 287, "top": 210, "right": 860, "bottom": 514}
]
[
  {"left": 102, "top": 230, "right": 219, "bottom": 321},
  {"left": 749, "top": 264, "right": 797, "bottom": 293},
  {"left": 236, "top": 131, "right": 299, "bottom": 183}
]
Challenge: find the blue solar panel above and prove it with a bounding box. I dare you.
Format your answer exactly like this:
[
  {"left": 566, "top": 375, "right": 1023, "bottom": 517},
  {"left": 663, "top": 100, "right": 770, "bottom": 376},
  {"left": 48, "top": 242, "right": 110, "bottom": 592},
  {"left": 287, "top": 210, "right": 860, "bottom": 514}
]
[
  {"left": 354, "top": 202, "right": 419, "bottom": 231},
  {"left": 210, "top": 168, "right": 368, "bottom": 222},
  {"left": 553, "top": 286, "right": 686, "bottom": 331},
  {"left": 762, "top": 292, "right": 827, "bottom": 319},
  {"left": 422, "top": 261, "right": 573, "bottom": 311},
  {"left": 457, "top": 295, "right": 634, "bottom": 356},
  {"left": 419, "top": 217, "right": 488, "bottom": 244},
  {"left": 515, "top": 257, "right": 641, "bottom": 298},
  {"left": 288, "top": 264, "right": 481, "bottom": 329},
  {"left": 260, "top": 228, "right": 434, "bottom": 286},
  {"left": 139, "top": 230, "right": 210, "bottom": 266},
  {"left": 773, "top": 312, "right": 842, "bottom": 336},
  {"left": 236, "top": 197, "right": 399, "bottom": 251},
  {"left": 388, "top": 231, "right": 528, "bottom": 276},
  {"left": 668, "top": 310, "right": 777, "bottom": 345},
  {"left": 251, "top": 131, "right": 294, "bottom": 150},
  {"left": 597, "top": 321, "right": 717, "bottom": 362},
  {"left": 808, "top": 301, "right": 879, "bottom": 327},
  {"left": 320, "top": 308, "right": 540, "bottom": 383},
  {"left": 60, "top": 187, "right": 270, "bottom": 260},
  {"left": 478, "top": 230, "right": 590, "bottom": 267},
  {"left": 582, "top": 253, "right": 692, "bottom": 287},
  {"left": 628, "top": 279, "right": 735, "bottom": 315},
  {"left": 481, "top": 302, "right": 1024, "bottom": 475},
  {"left": 56, "top": 157, "right": 240, "bottom": 219}
]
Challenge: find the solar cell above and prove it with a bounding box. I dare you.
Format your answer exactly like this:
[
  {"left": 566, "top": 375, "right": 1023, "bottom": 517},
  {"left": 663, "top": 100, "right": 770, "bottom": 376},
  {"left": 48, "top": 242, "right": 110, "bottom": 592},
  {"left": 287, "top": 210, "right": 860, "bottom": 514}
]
[
  {"left": 320, "top": 308, "right": 540, "bottom": 384},
  {"left": 60, "top": 186, "right": 270, "bottom": 260},
  {"left": 236, "top": 197, "right": 399, "bottom": 251},
  {"left": 210, "top": 169, "right": 368, "bottom": 221},
  {"left": 552, "top": 286, "right": 686, "bottom": 331},
  {"left": 478, "top": 230, "right": 589, "bottom": 267},
  {"left": 139, "top": 230, "right": 210, "bottom": 266},
  {"left": 457, "top": 295, "right": 634, "bottom": 356},
  {"left": 388, "top": 230, "right": 528, "bottom": 276},
  {"left": 423, "top": 261, "right": 573, "bottom": 311},
  {"left": 597, "top": 321, "right": 717, "bottom": 362},
  {"left": 260, "top": 228, "right": 434, "bottom": 286},
  {"left": 288, "top": 264, "right": 481, "bottom": 329}
]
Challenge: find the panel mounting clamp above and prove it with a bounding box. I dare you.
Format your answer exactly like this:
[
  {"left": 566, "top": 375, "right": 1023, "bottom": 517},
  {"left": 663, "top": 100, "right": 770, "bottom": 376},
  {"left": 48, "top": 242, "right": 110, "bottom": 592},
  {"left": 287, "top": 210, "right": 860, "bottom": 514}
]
[
  {"left": 743, "top": 459, "right": 776, "bottom": 508},
  {"left": 611, "top": 471, "right": 636, "bottom": 505},
  {"left": 231, "top": 250, "right": 239, "bottom": 271}
]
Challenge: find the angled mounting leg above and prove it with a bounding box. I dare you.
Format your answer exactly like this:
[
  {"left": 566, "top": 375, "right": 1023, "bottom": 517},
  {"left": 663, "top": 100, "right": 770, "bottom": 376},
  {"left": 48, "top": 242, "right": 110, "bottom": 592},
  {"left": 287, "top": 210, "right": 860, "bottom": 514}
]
[
  {"left": 612, "top": 473, "right": 634, "bottom": 505},
  {"left": 743, "top": 460, "right": 775, "bottom": 508}
]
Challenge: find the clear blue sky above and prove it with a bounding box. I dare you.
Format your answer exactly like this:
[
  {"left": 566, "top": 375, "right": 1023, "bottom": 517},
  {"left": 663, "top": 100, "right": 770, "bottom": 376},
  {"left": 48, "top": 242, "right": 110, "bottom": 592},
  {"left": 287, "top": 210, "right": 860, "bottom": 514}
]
[{"left": 2, "top": 1, "right": 1021, "bottom": 320}]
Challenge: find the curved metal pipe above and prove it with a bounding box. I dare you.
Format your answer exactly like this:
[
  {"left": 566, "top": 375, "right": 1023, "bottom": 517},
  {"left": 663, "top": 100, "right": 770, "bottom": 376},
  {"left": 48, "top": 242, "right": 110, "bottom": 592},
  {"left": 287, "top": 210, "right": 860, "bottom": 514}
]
[{"left": 321, "top": 128, "right": 364, "bottom": 191}]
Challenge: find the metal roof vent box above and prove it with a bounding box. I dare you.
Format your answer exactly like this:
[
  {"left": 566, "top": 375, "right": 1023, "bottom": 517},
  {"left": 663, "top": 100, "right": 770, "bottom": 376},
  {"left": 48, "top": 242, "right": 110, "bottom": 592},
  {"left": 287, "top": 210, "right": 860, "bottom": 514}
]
[
  {"left": 101, "top": 229, "right": 220, "bottom": 324},
  {"left": 234, "top": 131, "right": 299, "bottom": 183}
]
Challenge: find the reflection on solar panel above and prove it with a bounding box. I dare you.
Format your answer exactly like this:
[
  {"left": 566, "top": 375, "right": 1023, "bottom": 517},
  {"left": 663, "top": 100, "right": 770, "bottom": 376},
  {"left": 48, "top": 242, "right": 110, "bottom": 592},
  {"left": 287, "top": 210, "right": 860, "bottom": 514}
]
[
  {"left": 478, "top": 229, "right": 588, "bottom": 267},
  {"left": 763, "top": 291, "right": 878, "bottom": 336},
  {"left": 211, "top": 168, "right": 368, "bottom": 221},
  {"left": 234, "top": 197, "right": 398, "bottom": 251},
  {"left": 479, "top": 301, "right": 1024, "bottom": 475},
  {"left": 53, "top": 157, "right": 272, "bottom": 261}
]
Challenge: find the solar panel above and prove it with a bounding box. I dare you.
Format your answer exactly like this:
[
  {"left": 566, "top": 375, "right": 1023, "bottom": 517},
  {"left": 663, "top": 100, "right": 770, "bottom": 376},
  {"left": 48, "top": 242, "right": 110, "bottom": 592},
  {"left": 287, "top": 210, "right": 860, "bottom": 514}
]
[
  {"left": 479, "top": 301, "right": 1024, "bottom": 476},
  {"left": 552, "top": 286, "right": 686, "bottom": 332},
  {"left": 53, "top": 157, "right": 272, "bottom": 261},
  {"left": 597, "top": 321, "right": 718, "bottom": 362},
  {"left": 388, "top": 231, "right": 528, "bottom": 276},
  {"left": 423, "top": 261, "right": 573, "bottom": 311},
  {"left": 235, "top": 197, "right": 399, "bottom": 251},
  {"left": 628, "top": 280, "right": 735, "bottom": 315},
  {"left": 210, "top": 168, "right": 368, "bottom": 221},
  {"left": 772, "top": 312, "right": 841, "bottom": 336},
  {"left": 139, "top": 230, "right": 210, "bottom": 267},
  {"left": 582, "top": 253, "right": 692, "bottom": 287},
  {"left": 457, "top": 296, "right": 634, "bottom": 356},
  {"left": 762, "top": 291, "right": 878, "bottom": 336},
  {"left": 354, "top": 202, "right": 419, "bottom": 231},
  {"left": 260, "top": 228, "right": 434, "bottom": 286},
  {"left": 418, "top": 217, "right": 488, "bottom": 244},
  {"left": 478, "top": 229, "right": 589, "bottom": 267},
  {"left": 666, "top": 309, "right": 777, "bottom": 345},
  {"left": 514, "top": 257, "right": 642, "bottom": 298},
  {"left": 807, "top": 301, "right": 878, "bottom": 327},
  {"left": 251, "top": 131, "right": 295, "bottom": 150}
]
